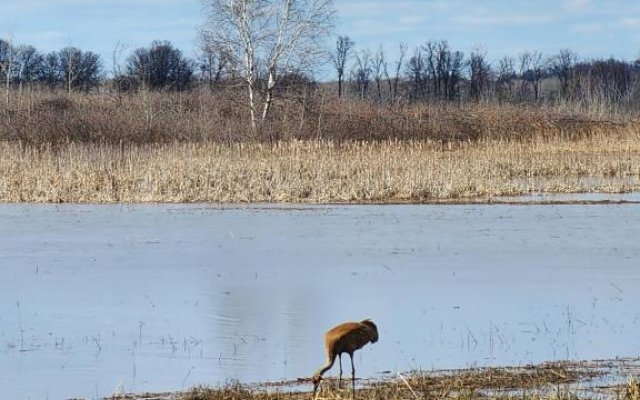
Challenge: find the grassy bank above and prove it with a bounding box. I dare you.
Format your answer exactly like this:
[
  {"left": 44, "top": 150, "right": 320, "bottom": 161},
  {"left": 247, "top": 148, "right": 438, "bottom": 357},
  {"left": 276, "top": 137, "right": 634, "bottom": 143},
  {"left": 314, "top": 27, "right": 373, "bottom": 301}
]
[
  {"left": 2, "top": 131, "right": 640, "bottom": 203},
  {"left": 106, "top": 359, "right": 640, "bottom": 400}
]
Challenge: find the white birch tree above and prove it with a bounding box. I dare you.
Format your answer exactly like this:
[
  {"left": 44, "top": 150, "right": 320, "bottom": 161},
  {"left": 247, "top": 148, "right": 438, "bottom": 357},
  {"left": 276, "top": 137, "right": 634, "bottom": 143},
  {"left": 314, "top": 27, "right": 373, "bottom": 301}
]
[{"left": 200, "top": 0, "right": 335, "bottom": 134}]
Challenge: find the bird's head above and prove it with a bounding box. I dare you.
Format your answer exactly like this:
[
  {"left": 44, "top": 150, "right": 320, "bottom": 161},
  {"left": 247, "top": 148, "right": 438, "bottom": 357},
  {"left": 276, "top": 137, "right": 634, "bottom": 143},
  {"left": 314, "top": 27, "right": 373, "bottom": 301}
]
[{"left": 360, "top": 319, "right": 378, "bottom": 343}]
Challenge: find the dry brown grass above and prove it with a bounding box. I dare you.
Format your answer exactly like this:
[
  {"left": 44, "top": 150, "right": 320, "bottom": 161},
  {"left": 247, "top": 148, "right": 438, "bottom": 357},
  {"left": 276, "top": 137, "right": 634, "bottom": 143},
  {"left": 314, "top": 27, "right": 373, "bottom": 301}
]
[
  {"left": 626, "top": 377, "right": 640, "bottom": 400},
  {"left": 2, "top": 89, "right": 640, "bottom": 203},
  {"left": 97, "top": 356, "right": 640, "bottom": 400},
  {"left": 1, "top": 89, "right": 635, "bottom": 144},
  {"left": 1, "top": 129, "right": 640, "bottom": 203},
  {"left": 104, "top": 360, "right": 622, "bottom": 400}
]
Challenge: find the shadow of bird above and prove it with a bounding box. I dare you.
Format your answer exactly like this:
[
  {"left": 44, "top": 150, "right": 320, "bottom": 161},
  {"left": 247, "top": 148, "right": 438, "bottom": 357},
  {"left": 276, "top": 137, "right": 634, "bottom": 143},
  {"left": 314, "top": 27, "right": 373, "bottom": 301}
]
[{"left": 312, "top": 319, "right": 378, "bottom": 398}]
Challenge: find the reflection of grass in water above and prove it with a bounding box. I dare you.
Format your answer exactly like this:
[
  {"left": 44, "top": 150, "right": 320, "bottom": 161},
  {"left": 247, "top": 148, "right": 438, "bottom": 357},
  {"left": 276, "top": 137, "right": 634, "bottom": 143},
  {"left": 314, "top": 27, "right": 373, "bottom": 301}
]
[
  {"left": 173, "top": 360, "right": 638, "bottom": 400},
  {"left": 2, "top": 132, "right": 640, "bottom": 203},
  {"left": 16, "top": 301, "right": 25, "bottom": 352}
]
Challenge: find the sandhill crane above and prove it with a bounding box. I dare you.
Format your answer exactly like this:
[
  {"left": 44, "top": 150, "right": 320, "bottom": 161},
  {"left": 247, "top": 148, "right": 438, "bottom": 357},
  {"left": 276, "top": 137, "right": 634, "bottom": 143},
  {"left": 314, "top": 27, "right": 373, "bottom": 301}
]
[{"left": 312, "top": 319, "right": 378, "bottom": 397}]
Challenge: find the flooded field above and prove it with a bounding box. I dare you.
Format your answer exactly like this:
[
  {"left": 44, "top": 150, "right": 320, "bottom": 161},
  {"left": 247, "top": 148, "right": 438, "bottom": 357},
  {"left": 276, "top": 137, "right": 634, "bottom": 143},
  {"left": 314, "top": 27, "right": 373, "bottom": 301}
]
[{"left": 1, "top": 202, "right": 639, "bottom": 399}]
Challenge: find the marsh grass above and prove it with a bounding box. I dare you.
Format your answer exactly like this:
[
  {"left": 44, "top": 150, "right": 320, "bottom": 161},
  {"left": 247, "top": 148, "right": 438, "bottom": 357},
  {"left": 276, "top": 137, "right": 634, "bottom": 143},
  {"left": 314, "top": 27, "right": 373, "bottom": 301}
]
[
  {"left": 103, "top": 360, "right": 636, "bottom": 400},
  {"left": 2, "top": 90, "right": 640, "bottom": 203},
  {"left": 2, "top": 130, "right": 640, "bottom": 203}
]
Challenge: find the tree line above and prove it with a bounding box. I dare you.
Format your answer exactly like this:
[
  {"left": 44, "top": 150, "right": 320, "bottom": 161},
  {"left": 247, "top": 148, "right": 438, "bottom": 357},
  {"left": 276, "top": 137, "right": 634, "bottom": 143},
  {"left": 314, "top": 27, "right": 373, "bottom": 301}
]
[
  {"left": 341, "top": 39, "right": 640, "bottom": 109},
  {"left": 2, "top": 0, "right": 640, "bottom": 138},
  {"left": 0, "top": 39, "right": 196, "bottom": 93},
  {"left": 3, "top": 35, "right": 638, "bottom": 107}
]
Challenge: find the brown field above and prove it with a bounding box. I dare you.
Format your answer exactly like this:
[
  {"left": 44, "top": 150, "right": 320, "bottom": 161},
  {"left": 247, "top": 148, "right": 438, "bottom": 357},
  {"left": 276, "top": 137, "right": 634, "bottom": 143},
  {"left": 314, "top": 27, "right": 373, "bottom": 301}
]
[{"left": 1, "top": 91, "right": 640, "bottom": 203}]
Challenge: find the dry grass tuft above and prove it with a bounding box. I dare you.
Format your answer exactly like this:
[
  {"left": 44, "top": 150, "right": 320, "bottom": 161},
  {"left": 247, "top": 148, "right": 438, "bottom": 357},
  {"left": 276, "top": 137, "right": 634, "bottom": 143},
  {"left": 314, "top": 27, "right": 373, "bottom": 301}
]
[
  {"left": 626, "top": 377, "right": 640, "bottom": 400},
  {"left": 404, "top": 362, "right": 596, "bottom": 392},
  {"left": 181, "top": 383, "right": 255, "bottom": 400}
]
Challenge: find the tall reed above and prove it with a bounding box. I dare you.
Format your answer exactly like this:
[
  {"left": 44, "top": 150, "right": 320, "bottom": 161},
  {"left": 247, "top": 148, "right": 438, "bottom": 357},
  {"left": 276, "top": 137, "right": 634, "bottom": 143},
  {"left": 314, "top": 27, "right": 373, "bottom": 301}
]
[{"left": 2, "top": 132, "right": 639, "bottom": 203}]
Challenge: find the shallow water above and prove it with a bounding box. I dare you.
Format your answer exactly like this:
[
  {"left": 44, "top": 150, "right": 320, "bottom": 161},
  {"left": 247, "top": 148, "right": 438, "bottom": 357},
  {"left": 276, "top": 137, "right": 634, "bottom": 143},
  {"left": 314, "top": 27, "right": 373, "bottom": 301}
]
[{"left": 1, "top": 202, "right": 639, "bottom": 399}]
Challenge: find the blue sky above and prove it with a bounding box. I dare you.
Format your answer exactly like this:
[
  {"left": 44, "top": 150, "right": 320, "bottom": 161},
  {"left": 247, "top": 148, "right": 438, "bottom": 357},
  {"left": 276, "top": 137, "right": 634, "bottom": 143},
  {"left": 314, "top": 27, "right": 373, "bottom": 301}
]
[{"left": 1, "top": 0, "right": 639, "bottom": 78}]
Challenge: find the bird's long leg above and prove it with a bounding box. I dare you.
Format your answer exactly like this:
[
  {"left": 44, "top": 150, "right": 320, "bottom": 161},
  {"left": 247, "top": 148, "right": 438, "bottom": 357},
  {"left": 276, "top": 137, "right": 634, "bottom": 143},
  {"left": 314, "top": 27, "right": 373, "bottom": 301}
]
[
  {"left": 349, "top": 352, "right": 356, "bottom": 399},
  {"left": 338, "top": 353, "right": 343, "bottom": 388}
]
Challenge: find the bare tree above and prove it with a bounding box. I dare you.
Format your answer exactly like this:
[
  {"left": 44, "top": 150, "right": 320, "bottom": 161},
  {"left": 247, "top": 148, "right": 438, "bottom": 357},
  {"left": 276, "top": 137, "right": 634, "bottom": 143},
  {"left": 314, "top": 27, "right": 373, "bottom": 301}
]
[
  {"left": 41, "top": 52, "right": 61, "bottom": 91},
  {"left": 15, "top": 45, "right": 41, "bottom": 88},
  {"left": 352, "top": 48, "right": 372, "bottom": 100},
  {"left": 422, "top": 41, "right": 437, "bottom": 97},
  {"left": 59, "top": 47, "right": 81, "bottom": 95},
  {"left": 519, "top": 50, "right": 545, "bottom": 102},
  {"left": 111, "top": 41, "right": 129, "bottom": 95},
  {"left": 200, "top": 0, "right": 336, "bottom": 135},
  {"left": 332, "top": 35, "right": 354, "bottom": 98},
  {"left": 127, "top": 41, "right": 194, "bottom": 91},
  {"left": 445, "top": 50, "right": 464, "bottom": 101},
  {"left": 78, "top": 51, "right": 102, "bottom": 92},
  {"left": 469, "top": 48, "right": 491, "bottom": 102},
  {"left": 12, "top": 45, "right": 43, "bottom": 116},
  {"left": 496, "top": 56, "right": 516, "bottom": 102},
  {"left": 421, "top": 40, "right": 463, "bottom": 100},
  {"left": 384, "top": 42, "right": 405, "bottom": 102},
  {"left": 371, "top": 46, "right": 385, "bottom": 102},
  {"left": 407, "top": 46, "right": 426, "bottom": 100},
  {"left": 549, "top": 49, "right": 578, "bottom": 99},
  {"left": 575, "top": 58, "right": 634, "bottom": 105},
  {"left": 58, "top": 47, "right": 103, "bottom": 94},
  {"left": 198, "top": 41, "right": 228, "bottom": 91}
]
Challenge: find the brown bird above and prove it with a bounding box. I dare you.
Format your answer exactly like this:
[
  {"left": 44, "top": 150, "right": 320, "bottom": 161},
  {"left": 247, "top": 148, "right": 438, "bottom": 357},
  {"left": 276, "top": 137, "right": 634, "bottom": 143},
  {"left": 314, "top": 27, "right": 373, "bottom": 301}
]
[{"left": 312, "top": 319, "right": 378, "bottom": 397}]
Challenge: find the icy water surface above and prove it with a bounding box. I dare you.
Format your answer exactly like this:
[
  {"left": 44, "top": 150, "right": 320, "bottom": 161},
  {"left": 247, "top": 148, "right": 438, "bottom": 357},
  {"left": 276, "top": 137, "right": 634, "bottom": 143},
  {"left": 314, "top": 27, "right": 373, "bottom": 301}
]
[{"left": 0, "top": 203, "right": 639, "bottom": 399}]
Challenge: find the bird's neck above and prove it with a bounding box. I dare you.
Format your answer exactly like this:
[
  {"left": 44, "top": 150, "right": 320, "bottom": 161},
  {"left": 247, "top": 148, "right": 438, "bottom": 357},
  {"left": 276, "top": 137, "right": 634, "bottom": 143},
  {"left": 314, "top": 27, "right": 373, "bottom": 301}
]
[{"left": 314, "top": 355, "right": 336, "bottom": 378}]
